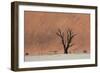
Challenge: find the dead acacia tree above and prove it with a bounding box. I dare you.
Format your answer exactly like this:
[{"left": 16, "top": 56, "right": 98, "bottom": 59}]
[{"left": 56, "top": 28, "right": 76, "bottom": 54}]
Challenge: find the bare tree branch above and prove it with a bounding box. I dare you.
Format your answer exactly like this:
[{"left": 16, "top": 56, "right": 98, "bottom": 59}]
[
  {"left": 56, "top": 29, "right": 63, "bottom": 38},
  {"left": 56, "top": 29, "right": 66, "bottom": 49},
  {"left": 69, "top": 43, "right": 74, "bottom": 47}
]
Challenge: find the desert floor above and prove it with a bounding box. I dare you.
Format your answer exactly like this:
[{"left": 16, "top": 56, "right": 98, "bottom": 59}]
[{"left": 25, "top": 53, "right": 90, "bottom": 62}]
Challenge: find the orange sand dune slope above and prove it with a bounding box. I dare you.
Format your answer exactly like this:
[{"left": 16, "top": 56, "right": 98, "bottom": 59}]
[{"left": 24, "top": 11, "right": 90, "bottom": 56}]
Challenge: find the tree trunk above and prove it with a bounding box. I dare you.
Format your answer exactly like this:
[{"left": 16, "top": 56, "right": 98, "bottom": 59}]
[{"left": 64, "top": 49, "right": 68, "bottom": 54}]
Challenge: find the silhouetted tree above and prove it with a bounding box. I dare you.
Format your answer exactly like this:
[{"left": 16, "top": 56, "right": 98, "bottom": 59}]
[
  {"left": 83, "top": 50, "right": 87, "bottom": 53},
  {"left": 56, "top": 28, "right": 76, "bottom": 54},
  {"left": 25, "top": 52, "right": 29, "bottom": 55}
]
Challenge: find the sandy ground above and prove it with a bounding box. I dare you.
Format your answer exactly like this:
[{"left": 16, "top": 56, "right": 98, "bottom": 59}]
[{"left": 25, "top": 54, "right": 90, "bottom": 62}]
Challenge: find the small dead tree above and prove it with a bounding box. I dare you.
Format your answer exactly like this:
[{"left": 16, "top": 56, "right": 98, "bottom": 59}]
[{"left": 56, "top": 28, "right": 76, "bottom": 54}]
